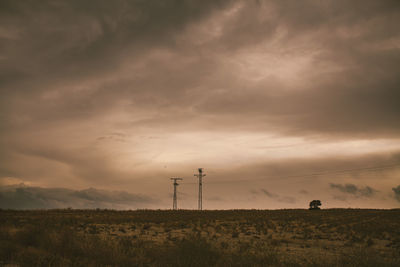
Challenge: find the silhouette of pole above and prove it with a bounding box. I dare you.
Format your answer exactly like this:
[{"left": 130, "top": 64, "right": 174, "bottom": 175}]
[
  {"left": 170, "top": 178, "right": 183, "bottom": 210},
  {"left": 194, "top": 168, "right": 206, "bottom": 210}
]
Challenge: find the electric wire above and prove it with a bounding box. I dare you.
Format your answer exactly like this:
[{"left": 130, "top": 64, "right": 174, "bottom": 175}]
[{"left": 180, "top": 162, "right": 400, "bottom": 185}]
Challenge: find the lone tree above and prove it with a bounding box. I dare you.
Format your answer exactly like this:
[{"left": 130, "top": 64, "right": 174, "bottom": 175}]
[{"left": 309, "top": 200, "right": 322, "bottom": 210}]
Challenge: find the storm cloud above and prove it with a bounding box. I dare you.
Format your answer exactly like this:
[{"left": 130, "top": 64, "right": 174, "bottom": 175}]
[
  {"left": 330, "top": 183, "right": 377, "bottom": 198},
  {"left": 248, "top": 189, "right": 296, "bottom": 204},
  {"left": 0, "top": 184, "right": 158, "bottom": 209},
  {"left": 260, "top": 189, "right": 296, "bottom": 204},
  {"left": 1, "top": 0, "right": 400, "bottom": 209}
]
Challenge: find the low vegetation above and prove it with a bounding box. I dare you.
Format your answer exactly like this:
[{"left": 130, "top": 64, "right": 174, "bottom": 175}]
[{"left": 1, "top": 209, "right": 399, "bottom": 266}]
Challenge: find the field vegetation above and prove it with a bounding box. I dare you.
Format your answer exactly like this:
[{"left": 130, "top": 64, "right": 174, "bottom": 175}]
[{"left": 1, "top": 209, "right": 399, "bottom": 266}]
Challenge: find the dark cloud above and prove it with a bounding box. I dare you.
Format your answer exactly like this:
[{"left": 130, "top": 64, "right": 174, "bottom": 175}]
[
  {"left": 1, "top": 0, "right": 399, "bottom": 137},
  {"left": 0, "top": 184, "right": 158, "bottom": 209},
  {"left": 393, "top": 186, "right": 400, "bottom": 202},
  {"left": 0, "top": 0, "right": 231, "bottom": 81},
  {"left": 261, "top": 189, "right": 277, "bottom": 198},
  {"left": 330, "top": 183, "right": 377, "bottom": 198},
  {"left": 259, "top": 189, "right": 296, "bottom": 204}
]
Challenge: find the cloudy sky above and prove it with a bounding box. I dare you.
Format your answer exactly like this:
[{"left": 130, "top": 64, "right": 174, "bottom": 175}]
[{"left": 1, "top": 0, "right": 400, "bottom": 209}]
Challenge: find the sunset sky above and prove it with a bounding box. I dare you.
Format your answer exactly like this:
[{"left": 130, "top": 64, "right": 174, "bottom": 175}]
[{"left": 1, "top": 0, "right": 400, "bottom": 209}]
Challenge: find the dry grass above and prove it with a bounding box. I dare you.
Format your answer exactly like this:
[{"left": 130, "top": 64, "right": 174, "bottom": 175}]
[{"left": 1, "top": 209, "right": 399, "bottom": 266}]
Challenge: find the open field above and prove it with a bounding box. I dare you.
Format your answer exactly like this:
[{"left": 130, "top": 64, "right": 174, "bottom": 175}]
[{"left": 1, "top": 209, "right": 400, "bottom": 266}]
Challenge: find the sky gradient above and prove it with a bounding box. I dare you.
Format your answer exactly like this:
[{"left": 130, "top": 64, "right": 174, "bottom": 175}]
[{"left": 1, "top": 0, "right": 400, "bottom": 209}]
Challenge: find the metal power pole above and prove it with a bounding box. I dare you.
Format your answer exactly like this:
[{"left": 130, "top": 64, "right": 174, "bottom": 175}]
[
  {"left": 170, "top": 178, "right": 183, "bottom": 210},
  {"left": 194, "top": 168, "right": 206, "bottom": 210}
]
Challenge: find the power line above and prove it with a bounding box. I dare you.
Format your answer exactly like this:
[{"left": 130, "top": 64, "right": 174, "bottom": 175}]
[{"left": 181, "top": 162, "right": 400, "bottom": 185}]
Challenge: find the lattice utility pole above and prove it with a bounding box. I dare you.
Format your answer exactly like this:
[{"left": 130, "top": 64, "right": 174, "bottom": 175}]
[
  {"left": 194, "top": 168, "right": 206, "bottom": 210},
  {"left": 170, "top": 178, "right": 183, "bottom": 210}
]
